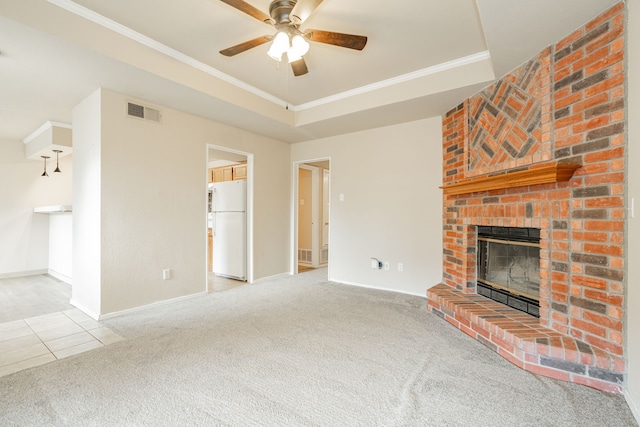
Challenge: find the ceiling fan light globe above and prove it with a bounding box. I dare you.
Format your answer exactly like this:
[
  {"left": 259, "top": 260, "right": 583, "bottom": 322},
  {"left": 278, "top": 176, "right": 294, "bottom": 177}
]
[
  {"left": 287, "top": 51, "right": 302, "bottom": 63},
  {"left": 267, "top": 47, "right": 283, "bottom": 61},
  {"left": 291, "top": 35, "right": 309, "bottom": 56},
  {"left": 267, "top": 31, "right": 290, "bottom": 61}
]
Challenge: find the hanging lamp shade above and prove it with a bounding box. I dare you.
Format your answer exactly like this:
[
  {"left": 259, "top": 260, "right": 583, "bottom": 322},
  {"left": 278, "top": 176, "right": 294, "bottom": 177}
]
[
  {"left": 41, "top": 156, "right": 49, "bottom": 177},
  {"left": 53, "top": 149, "right": 62, "bottom": 173}
]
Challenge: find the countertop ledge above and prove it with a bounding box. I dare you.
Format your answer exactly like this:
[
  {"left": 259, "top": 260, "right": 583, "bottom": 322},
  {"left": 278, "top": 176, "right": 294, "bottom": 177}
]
[{"left": 34, "top": 205, "right": 72, "bottom": 213}]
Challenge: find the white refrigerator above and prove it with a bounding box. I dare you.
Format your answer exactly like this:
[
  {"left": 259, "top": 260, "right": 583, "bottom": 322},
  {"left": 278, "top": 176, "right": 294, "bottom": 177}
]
[{"left": 212, "top": 180, "right": 246, "bottom": 281}]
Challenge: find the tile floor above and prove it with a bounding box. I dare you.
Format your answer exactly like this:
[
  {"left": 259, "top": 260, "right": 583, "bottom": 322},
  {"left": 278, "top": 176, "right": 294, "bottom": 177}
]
[
  {"left": 206, "top": 266, "right": 316, "bottom": 292},
  {"left": 1, "top": 269, "right": 305, "bottom": 379},
  {"left": 0, "top": 308, "right": 123, "bottom": 378},
  {"left": 208, "top": 272, "right": 247, "bottom": 292},
  {"left": 297, "top": 265, "right": 316, "bottom": 273}
]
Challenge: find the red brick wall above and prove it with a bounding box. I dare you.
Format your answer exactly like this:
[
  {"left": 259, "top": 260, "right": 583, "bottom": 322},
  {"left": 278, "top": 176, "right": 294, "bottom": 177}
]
[{"left": 441, "top": 3, "right": 625, "bottom": 356}]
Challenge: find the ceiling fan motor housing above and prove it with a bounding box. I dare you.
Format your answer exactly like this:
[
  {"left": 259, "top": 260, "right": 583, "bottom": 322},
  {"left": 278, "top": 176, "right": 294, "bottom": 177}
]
[{"left": 269, "top": 0, "right": 298, "bottom": 25}]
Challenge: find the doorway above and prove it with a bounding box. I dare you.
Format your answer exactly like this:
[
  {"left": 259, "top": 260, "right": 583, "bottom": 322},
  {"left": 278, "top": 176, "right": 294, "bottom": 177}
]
[
  {"left": 206, "top": 145, "right": 253, "bottom": 292},
  {"left": 294, "top": 159, "right": 330, "bottom": 275}
]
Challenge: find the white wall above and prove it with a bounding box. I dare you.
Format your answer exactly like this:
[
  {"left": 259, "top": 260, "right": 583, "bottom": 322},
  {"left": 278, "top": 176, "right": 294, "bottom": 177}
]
[
  {"left": 291, "top": 117, "right": 443, "bottom": 296},
  {"left": 626, "top": 0, "right": 640, "bottom": 421},
  {"left": 73, "top": 88, "right": 291, "bottom": 316},
  {"left": 48, "top": 213, "right": 73, "bottom": 282},
  {"left": 72, "top": 89, "right": 103, "bottom": 317},
  {"left": 0, "top": 138, "right": 72, "bottom": 277}
]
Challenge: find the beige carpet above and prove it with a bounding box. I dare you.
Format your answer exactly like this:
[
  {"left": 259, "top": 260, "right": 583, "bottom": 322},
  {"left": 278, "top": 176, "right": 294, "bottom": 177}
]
[{"left": 0, "top": 268, "right": 636, "bottom": 426}]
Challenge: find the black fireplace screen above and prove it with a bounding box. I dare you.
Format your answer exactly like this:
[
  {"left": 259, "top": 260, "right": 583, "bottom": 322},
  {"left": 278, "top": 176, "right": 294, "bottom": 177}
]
[{"left": 477, "top": 226, "right": 540, "bottom": 317}]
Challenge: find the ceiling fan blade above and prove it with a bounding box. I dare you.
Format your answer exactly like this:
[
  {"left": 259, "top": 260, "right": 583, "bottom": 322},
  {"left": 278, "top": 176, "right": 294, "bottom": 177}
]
[
  {"left": 291, "top": 0, "right": 324, "bottom": 24},
  {"left": 307, "top": 29, "right": 367, "bottom": 50},
  {"left": 291, "top": 58, "right": 309, "bottom": 76},
  {"left": 219, "top": 0, "right": 270, "bottom": 23},
  {"left": 220, "top": 36, "right": 271, "bottom": 56}
]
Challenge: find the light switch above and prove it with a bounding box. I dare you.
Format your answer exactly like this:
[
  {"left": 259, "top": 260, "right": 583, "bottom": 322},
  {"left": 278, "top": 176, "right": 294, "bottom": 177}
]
[{"left": 339, "top": 194, "right": 345, "bottom": 201}]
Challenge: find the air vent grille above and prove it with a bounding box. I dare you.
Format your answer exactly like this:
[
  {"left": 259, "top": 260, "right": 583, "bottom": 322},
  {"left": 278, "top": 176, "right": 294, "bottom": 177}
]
[
  {"left": 321, "top": 246, "right": 329, "bottom": 264},
  {"left": 298, "top": 249, "right": 312, "bottom": 263},
  {"left": 127, "top": 102, "right": 161, "bottom": 122},
  {"left": 127, "top": 102, "right": 144, "bottom": 118},
  {"left": 144, "top": 107, "right": 160, "bottom": 122}
]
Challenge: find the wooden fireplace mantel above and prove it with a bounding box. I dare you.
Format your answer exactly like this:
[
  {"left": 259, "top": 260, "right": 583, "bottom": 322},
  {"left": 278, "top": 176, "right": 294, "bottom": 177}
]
[{"left": 440, "top": 163, "right": 581, "bottom": 196}]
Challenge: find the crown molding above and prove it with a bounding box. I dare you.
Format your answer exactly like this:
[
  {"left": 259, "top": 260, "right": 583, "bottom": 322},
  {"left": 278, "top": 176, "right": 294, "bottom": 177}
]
[
  {"left": 292, "top": 51, "right": 492, "bottom": 111},
  {"left": 47, "top": 0, "right": 288, "bottom": 108}
]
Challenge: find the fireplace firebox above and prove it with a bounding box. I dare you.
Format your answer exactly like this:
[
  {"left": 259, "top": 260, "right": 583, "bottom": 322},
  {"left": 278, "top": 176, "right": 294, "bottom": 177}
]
[{"left": 476, "top": 226, "right": 540, "bottom": 317}]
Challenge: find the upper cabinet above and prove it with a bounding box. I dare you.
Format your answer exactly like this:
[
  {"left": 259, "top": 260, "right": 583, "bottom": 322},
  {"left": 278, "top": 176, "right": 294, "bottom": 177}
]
[
  {"left": 209, "top": 163, "right": 247, "bottom": 183},
  {"left": 232, "top": 164, "right": 247, "bottom": 181},
  {"left": 219, "top": 166, "right": 233, "bottom": 182}
]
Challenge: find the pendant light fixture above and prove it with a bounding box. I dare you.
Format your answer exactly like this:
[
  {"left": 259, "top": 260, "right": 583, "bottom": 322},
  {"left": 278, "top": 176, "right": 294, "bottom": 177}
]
[
  {"left": 41, "top": 155, "right": 50, "bottom": 177},
  {"left": 53, "top": 149, "right": 62, "bottom": 173}
]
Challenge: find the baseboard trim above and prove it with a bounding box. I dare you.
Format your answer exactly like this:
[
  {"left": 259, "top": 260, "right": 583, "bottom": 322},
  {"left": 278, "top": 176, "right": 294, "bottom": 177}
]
[
  {"left": 625, "top": 389, "right": 640, "bottom": 426},
  {"left": 331, "top": 278, "right": 427, "bottom": 298},
  {"left": 47, "top": 269, "right": 72, "bottom": 285},
  {"left": 70, "top": 299, "right": 101, "bottom": 321},
  {"left": 98, "top": 291, "right": 208, "bottom": 321},
  {"left": 253, "top": 272, "right": 292, "bottom": 283},
  {"left": 0, "top": 269, "right": 48, "bottom": 279}
]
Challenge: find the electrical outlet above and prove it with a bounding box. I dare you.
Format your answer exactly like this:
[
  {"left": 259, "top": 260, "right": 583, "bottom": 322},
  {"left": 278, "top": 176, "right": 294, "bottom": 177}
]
[
  {"left": 162, "top": 269, "right": 171, "bottom": 280},
  {"left": 398, "top": 263, "right": 404, "bottom": 272},
  {"left": 384, "top": 262, "right": 390, "bottom": 271},
  {"left": 371, "top": 259, "right": 378, "bottom": 269}
]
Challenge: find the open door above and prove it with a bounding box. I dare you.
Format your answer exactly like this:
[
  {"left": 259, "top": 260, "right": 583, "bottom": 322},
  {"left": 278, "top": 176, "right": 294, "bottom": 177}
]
[
  {"left": 295, "top": 159, "right": 330, "bottom": 274},
  {"left": 321, "top": 169, "right": 330, "bottom": 264}
]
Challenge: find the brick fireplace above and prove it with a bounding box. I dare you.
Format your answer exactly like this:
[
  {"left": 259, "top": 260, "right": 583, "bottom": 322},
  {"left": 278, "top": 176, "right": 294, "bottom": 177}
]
[{"left": 427, "top": 3, "right": 626, "bottom": 393}]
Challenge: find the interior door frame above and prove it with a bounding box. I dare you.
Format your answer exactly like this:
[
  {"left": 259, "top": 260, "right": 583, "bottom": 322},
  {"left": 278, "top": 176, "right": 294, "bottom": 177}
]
[
  {"left": 299, "top": 164, "right": 320, "bottom": 267},
  {"left": 292, "top": 157, "right": 330, "bottom": 275},
  {"left": 322, "top": 169, "right": 330, "bottom": 248},
  {"left": 206, "top": 144, "right": 254, "bottom": 284}
]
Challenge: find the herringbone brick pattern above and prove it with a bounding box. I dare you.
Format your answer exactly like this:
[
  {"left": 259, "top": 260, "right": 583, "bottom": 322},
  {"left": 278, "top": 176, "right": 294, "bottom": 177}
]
[{"left": 468, "top": 59, "right": 543, "bottom": 173}]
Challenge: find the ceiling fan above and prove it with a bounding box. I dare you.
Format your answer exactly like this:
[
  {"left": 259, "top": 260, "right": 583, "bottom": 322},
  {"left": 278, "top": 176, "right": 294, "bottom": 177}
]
[{"left": 219, "top": 0, "right": 368, "bottom": 76}]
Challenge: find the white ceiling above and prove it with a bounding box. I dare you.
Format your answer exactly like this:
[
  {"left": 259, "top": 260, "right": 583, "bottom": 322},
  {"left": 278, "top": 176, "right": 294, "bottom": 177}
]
[{"left": 0, "top": 0, "right": 619, "bottom": 144}]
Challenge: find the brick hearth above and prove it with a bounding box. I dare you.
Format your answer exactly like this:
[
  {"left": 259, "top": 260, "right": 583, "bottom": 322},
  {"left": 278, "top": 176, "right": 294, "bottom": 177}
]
[
  {"left": 428, "top": 284, "right": 624, "bottom": 393},
  {"left": 429, "top": 3, "right": 627, "bottom": 393}
]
